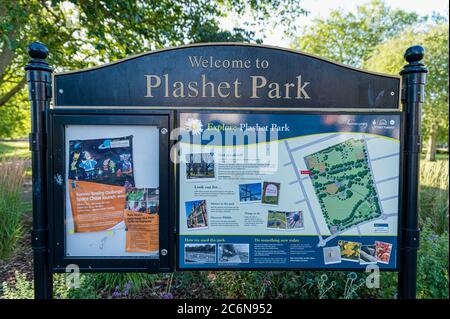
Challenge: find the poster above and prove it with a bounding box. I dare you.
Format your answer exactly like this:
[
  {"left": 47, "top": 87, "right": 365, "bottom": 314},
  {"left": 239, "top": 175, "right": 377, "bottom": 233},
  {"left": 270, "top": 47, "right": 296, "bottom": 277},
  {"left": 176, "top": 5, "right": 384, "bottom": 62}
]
[
  {"left": 178, "top": 113, "right": 400, "bottom": 269},
  {"left": 124, "top": 188, "right": 159, "bottom": 253},
  {"left": 65, "top": 125, "right": 160, "bottom": 257},
  {"left": 68, "top": 136, "right": 134, "bottom": 233}
]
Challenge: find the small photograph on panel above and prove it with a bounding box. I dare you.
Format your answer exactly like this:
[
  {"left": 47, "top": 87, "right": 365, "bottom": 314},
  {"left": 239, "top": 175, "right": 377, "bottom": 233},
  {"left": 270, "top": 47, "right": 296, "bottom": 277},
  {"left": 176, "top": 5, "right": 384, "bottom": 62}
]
[
  {"left": 261, "top": 182, "right": 280, "bottom": 205},
  {"left": 338, "top": 240, "right": 362, "bottom": 262},
  {"left": 125, "top": 187, "right": 159, "bottom": 214},
  {"left": 218, "top": 244, "right": 250, "bottom": 264},
  {"left": 286, "top": 211, "right": 304, "bottom": 230},
  {"left": 267, "top": 211, "right": 287, "bottom": 230},
  {"left": 375, "top": 241, "right": 393, "bottom": 264},
  {"left": 323, "top": 246, "right": 342, "bottom": 265},
  {"left": 184, "top": 244, "right": 216, "bottom": 264},
  {"left": 360, "top": 244, "right": 378, "bottom": 265},
  {"left": 185, "top": 152, "right": 215, "bottom": 181},
  {"left": 239, "top": 182, "right": 262, "bottom": 203},
  {"left": 185, "top": 200, "right": 208, "bottom": 230}
]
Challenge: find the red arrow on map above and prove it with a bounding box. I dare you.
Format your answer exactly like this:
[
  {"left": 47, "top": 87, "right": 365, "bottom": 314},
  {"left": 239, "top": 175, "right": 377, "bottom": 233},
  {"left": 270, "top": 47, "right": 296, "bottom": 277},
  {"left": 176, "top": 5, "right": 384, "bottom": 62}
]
[{"left": 300, "top": 170, "right": 312, "bottom": 175}]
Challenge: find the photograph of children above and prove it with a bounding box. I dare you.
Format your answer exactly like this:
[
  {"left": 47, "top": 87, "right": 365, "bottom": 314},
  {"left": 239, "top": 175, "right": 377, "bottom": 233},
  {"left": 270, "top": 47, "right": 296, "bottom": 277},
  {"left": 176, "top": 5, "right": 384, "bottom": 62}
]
[
  {"left": 360, "top": 244, "right": 377, "bottom": 265},
  {"left": 261, "top": 182, "right": 280, "bottom": 205},
  {"left": 185, "top": 200, "right": 208, "bottom": 229},
  {"left": 267, "top": 211, "right": 287, "bottom": 229},
  {"left": 125, "top": 188, "right": 159, "bottom": 214},
  {"left": 185, "top": 152, "right": 215, "bottom": 181},
  {"left": 218, "top": 244, "right": 250, "bottom": 264},
  {"left": 375, "top": 241, "right": 393, "bottom": 264},
  {"left": 323, "top": 246, "right": 342, "bottom": 265},
  {"left": 338, "top": 240, "right": 362, "bottom": 262},
  {"left": 184, "top": 244, "right": 216, "bottom": 264},
  {"left": 68, "top": 136, "right": 134, "bottom": 187},
  {"left": 239, "top": 182, "right": 261, "bottom": 203},
  {"left": 286, "top": 211, "right": 304, "bottom": 230}
]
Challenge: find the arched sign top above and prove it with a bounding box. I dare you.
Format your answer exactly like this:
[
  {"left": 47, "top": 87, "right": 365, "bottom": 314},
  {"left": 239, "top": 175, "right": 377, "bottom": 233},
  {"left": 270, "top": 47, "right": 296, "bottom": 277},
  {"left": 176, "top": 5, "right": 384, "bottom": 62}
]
[{"left": 53, "top": 43, "right": 401, "bottom": 110}]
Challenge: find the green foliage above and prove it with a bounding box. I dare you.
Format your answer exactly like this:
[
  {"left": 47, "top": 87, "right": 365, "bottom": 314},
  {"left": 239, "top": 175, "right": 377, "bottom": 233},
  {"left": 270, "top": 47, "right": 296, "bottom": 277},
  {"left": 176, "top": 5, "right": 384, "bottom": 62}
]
[
  {"left": 1, "top": 272, "right": 34, "bottom": 299},
  {"left": 52, "top": 274, "right": 100, "bottom": 299},
  {"left": 172, "top": 271, "right": 218, "bottom": 298},
  {"left": 1, "top": 273, "right": 101, "bottom": 299},
  {"left": 0, "top": 141, "right": 30, "bottom": 159},
  {"left": 0, "top": 92, "right": 29, "bottom": 138},
  {"left": 163, "top": 270, "right": 370, "bottom": 299},
  {"left": 84, "top": 272, "right": 159, "bottom": 297},
  {"left": 0, "top": 157, "right": 27, "bottom": 260},
  {"left": 416, "top": 219, "right": 449, "bottom": 298},
  {"left": 364, "top": 23, "right": 449, "bottom": 145},
  {"left": 290, "top": 0, "right": 421, "bottom": 67},
  {"left": 0, "top": 0, "right": 306, "bottom": 138},
  {"left": 375, "top": 217, "right": 450, "bottom": 299},
  {"left": 213, "top": 271, "right": 269, "bottom": 298}
]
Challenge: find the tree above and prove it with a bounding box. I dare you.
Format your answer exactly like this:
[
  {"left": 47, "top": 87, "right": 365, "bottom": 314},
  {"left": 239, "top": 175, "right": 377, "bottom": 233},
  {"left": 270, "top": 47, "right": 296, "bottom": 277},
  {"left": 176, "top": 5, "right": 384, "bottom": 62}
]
[
  {"left": 290, "top": 0, "right": 421, "bottom": 67},
  {"left": 364, "top": 23, "right": 449, "bottom": 161},
  {"left": 0, "top": 0, "right": 307, "bottom": 138}
]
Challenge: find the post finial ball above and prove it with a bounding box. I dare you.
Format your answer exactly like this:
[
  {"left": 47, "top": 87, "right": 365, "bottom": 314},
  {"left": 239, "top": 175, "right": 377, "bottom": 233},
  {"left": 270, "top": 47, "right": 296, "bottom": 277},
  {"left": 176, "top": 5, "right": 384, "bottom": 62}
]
[
  {"left": 28, "top": 42, "right": 49, "bottom": 60},
  {"left": 404, "top": 45, "right": 425, "bottom": 63}
]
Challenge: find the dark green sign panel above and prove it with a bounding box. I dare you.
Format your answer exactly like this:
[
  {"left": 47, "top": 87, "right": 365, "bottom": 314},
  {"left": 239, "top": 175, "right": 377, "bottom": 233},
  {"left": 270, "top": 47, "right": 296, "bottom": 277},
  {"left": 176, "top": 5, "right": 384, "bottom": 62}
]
[{"left": 53, "top": 44, "right": 400, "bottom": 110}]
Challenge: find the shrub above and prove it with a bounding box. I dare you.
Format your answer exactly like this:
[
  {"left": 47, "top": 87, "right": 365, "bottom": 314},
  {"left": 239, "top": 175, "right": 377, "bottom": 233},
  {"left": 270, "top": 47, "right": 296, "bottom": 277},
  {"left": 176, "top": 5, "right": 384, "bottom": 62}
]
[
  {"left": 172, "top": 271, "right": 217, "bottom": 299},
  {"left": 1, "top": 272, "right": 33, "bottom": 299},
  {"left": 52, "top": 274, "right": 100, "bottom": 299},
  {"left": 416, "top": 219, "right": 449, "bottom": 298},
  {"left": 209, "top": 271, "right": 368, "bottom": 299},
  {"left": 83, "top": 273, "right": 160, "bottom": 297},
  {"left": 374, "top": 219, "right": 449, "bottom": 299},
  {"left": 0, "top": 157, "right": 27, "bottom": 260}
]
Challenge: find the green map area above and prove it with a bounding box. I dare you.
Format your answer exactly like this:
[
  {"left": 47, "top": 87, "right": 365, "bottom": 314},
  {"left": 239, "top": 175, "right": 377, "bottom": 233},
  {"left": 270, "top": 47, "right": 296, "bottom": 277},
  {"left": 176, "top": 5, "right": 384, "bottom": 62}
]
[{"left": 304, "top": 138, "right": 381, "bottom": 234}]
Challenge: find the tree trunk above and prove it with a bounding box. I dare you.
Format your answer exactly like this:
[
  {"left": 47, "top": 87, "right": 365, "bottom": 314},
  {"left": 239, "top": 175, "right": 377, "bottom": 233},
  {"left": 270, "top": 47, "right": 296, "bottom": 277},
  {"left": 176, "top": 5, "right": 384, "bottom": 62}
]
[
  {"left": 0, "top": 77, "right": 26, "bottom": 107},
  {"left": 425, "top": 124, "right": 438, "bottom": 161}
]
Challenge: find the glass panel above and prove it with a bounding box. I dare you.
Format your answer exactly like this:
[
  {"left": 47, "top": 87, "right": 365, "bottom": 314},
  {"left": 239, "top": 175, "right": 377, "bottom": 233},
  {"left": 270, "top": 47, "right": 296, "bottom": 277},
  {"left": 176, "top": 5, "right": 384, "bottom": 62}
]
[{"left": 65, "top": 125, "right": 159, "bottom": 258}]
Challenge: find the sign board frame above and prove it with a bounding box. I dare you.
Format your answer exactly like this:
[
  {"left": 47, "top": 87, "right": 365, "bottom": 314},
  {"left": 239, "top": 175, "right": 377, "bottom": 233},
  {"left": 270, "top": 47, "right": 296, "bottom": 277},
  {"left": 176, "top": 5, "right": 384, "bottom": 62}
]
[
  {"left": 25, "top": 42, "right": 427, "bottom": 298},
  {"left": 48, "top": 109, "right": 174, "bottom": 272},
  {"left": 51, "top": 43, "right": 402, "bottom": 111}
]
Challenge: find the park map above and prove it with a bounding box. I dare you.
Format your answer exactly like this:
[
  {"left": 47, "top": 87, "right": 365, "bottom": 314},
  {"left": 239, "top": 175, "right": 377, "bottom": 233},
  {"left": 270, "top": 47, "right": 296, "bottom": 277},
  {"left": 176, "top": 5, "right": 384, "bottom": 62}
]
[{"left": 304, "top": 138, "right": 382, "bottom": 234}]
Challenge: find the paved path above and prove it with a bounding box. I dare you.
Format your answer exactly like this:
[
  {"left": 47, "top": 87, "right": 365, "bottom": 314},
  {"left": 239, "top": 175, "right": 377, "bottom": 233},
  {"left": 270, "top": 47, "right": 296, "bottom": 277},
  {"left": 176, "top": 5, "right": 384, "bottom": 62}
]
[
  {"left": 375, "top": 176, "right": 399, "bottom": 184},
  {"left": 371, "top": 152, "right": 398, "bottom": 162},
  {"left": 289, "top": 133, "right": 341, "bottom": 152},
  {"left": 380, "top": 195, "right": 398, "bottom": 202}
]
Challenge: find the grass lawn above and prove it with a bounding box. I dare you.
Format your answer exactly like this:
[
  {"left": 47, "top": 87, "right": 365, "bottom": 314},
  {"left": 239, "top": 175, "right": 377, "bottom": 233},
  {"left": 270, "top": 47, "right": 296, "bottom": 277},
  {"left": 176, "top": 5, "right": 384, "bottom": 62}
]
[
  {"left": 0, "top": 142, "right": 31, "bottom": 177},
  {"left": 0, "top": 141, "right": 30, "bottom": 159}
]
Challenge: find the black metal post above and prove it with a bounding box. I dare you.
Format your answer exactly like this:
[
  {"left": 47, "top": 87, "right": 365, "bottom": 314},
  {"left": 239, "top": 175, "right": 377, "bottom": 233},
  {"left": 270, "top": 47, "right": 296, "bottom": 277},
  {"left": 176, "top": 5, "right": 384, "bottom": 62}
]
[
  {"left": 25, "top": 42, "right": 53, "bottom": 299},
  {"left": 398, "top": 46, "right": 427, "bottom": 299}
]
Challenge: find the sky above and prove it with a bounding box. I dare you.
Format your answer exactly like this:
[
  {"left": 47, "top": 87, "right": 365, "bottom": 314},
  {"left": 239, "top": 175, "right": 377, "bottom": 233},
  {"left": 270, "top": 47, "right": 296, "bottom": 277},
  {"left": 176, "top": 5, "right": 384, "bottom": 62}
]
[{"left": 219, "top": 0, "right": 449, "bottom": 47}]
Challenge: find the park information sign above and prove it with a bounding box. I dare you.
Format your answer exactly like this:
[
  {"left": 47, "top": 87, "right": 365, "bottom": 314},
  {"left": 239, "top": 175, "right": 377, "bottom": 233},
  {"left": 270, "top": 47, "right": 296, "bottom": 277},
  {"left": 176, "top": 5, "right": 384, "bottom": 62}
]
[
  {"left": 49, "top": 44, "right": 402, "bottom": 271},
  {"left": 177, "top": 112, "right": 400, "bottom": 269},
  {"left": 29, "top": 42, "right": 435, "bottom": 300}
]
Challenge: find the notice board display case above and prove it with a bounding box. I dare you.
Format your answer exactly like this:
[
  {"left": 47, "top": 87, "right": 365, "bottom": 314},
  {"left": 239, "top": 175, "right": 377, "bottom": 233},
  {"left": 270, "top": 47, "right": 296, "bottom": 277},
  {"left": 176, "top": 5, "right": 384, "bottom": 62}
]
[{"left": 48, "top": 110, "right": 173, "bottom": 272}]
